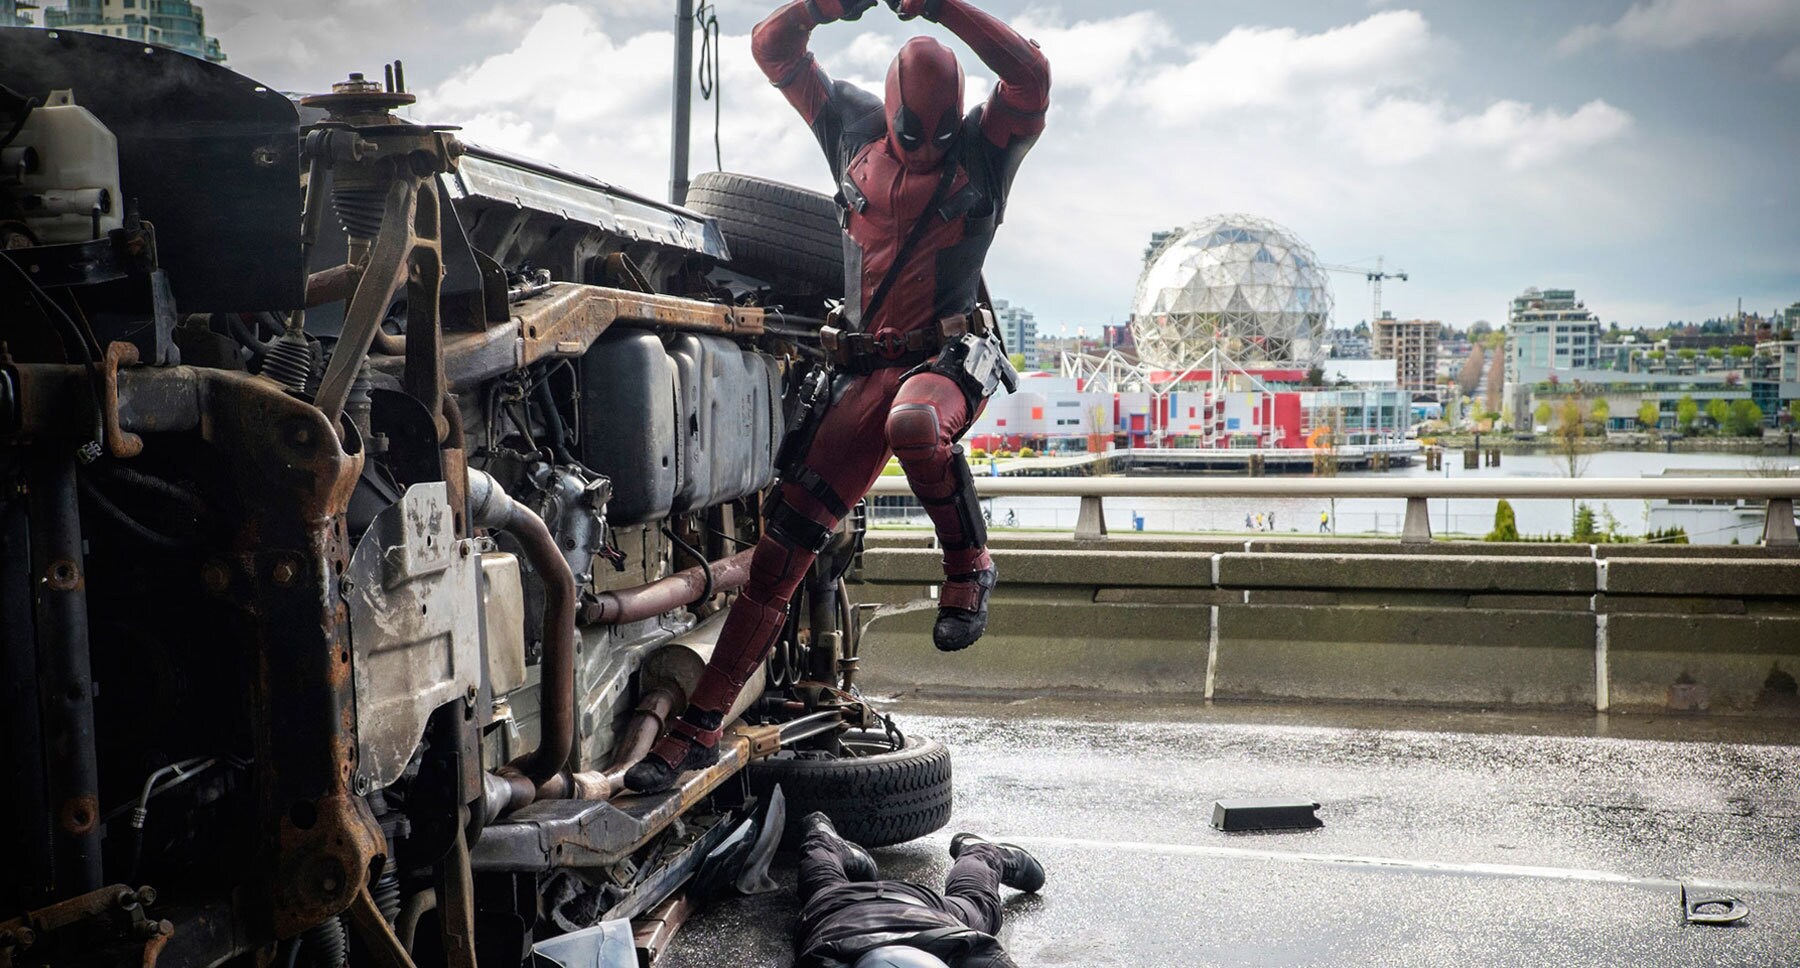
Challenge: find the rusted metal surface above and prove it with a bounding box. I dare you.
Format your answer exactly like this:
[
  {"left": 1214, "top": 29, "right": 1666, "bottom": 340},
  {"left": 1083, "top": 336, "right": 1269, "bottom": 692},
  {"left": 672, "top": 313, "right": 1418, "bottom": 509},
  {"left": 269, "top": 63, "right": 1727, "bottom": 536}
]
[
  {"left": 402, "top": 178, "right": 449, "bottom": 441},
  {"left": 468, "top": 471, "right": 578, "bottom": 795},
  {"left": 373, "top": 283, "right": 770, "bottom": 393},
  {"left": 580, "top": 549, "right": 753, "bottom": 627},
  {"left": 306, "top": 263, "right": 363, "bottom": 308},
  {"left": 316, "top": 176, "right": 420, "bottom": 428},
  {"left": 26, "top": 452, "right": 102, "bottom": 896},
  {"left": 435, "top": 813, "right": 478, "bottom": 968},
  {"left": 345, "top": 885, "right": 420, "bottom": 968},
  {"left": 469, "top": 728, "right": 761, "bottom": 873},
  {"left": 535, "top": 687, "right": 678, "bottom": 805},
  {"left": 0, "top": 884, "right": 171, "bottom": 968},
  {"left": 631, "top": 891, "right": 694, "bottom": 966},
  {"left": 130, "top": 362, "right": 385, "bottom": 938}
]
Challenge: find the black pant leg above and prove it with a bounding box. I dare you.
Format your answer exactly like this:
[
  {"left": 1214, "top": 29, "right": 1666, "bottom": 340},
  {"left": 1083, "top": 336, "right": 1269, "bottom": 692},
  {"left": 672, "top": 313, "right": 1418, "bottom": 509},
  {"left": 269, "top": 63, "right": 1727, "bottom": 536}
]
[
  {"left": 940, "top": 842, "right": 1006, "bottom": 935},
  {"left": 798, "top": 825, "right": 853, "bottom": 907}
]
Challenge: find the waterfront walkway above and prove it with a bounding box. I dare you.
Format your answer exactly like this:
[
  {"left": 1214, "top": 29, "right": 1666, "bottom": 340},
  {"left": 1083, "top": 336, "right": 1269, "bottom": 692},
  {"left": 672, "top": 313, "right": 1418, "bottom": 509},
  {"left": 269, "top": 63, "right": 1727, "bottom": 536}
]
[{"left": 667, "top": 698, "right": 1800, "bottom": 967}]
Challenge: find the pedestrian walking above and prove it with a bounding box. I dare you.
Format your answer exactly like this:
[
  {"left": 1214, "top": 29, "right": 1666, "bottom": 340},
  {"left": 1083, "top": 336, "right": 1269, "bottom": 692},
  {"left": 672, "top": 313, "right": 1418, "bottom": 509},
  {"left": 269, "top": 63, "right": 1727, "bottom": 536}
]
[{"left": 1319, "top": 510, "right": 1330, "bottom": 533}]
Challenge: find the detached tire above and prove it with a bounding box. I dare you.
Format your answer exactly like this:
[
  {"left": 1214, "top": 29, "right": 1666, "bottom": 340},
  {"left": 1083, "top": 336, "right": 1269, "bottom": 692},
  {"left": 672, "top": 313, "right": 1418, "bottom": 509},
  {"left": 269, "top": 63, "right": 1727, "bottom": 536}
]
[
  {"left": 748, "top": 730, "right": 952, "bottom": 850},
  {"left": 685, "top": 171, "right": 844, "bottom": 298}
]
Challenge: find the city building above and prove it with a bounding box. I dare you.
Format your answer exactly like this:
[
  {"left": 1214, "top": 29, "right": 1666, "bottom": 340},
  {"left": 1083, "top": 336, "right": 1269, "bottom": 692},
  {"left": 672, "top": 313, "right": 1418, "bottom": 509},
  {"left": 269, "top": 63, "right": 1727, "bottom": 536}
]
[
  {"left": 1782, "top": 302, "right": 1800, "bottom": 335},
  {"left": 1326, "top": 327, "right": 1372, "bottom": 360},
  {"left": 1372, "top": 313, "right": 1441, "bottom": 393},
  {"left": 1131, "top": 214, "right": 1333, "bottom": 370},
  {"left": 1751, "top": 340, "right": 1800, "bottom": 420},
  {"left": 42, "top": 0, "right": 226, "bottom": 62},
  {"left": 1505, "top": 287, "right": 1602, "bottom": 424},
  {"left": 992, "top": 299, "right": 1040, "bottom": 370},
  {"left": 5, "top": 0, "right": 36, "bottom": 27}
]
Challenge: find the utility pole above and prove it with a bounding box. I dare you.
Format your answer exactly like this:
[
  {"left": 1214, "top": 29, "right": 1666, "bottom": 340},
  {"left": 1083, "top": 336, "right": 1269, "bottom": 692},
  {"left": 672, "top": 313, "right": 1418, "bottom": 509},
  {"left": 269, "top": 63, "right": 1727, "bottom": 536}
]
[{"left": 669, "top": 0, "right": 696, "bottom": 205}]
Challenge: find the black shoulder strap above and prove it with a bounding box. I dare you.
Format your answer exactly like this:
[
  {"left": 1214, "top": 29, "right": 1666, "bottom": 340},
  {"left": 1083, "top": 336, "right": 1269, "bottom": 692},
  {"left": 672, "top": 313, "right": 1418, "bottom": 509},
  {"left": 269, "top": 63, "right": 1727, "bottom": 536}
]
[{"left": 855, "top": 147, "right": 962, "bottom": 330}]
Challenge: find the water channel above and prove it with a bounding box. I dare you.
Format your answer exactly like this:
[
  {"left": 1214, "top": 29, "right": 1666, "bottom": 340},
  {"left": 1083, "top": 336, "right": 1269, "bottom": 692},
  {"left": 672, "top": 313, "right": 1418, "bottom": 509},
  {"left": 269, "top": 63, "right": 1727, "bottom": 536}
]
[{"left": 872, "top": 450, "right": 1800, "bottom": 541}]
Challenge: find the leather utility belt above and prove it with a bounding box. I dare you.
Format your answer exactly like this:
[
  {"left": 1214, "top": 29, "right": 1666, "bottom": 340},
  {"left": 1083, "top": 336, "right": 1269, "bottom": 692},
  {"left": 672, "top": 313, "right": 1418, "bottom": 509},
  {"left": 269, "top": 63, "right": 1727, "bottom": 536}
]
[{"left": 821, "top": 308, "right": 997, "bottom": 374}]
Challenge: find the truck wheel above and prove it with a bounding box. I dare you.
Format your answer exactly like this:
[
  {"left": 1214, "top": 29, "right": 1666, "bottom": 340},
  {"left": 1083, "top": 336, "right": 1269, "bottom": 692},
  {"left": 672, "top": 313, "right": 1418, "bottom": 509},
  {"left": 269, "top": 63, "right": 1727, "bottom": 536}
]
[
  {"left": 685, "top": 172, "right": 844, "bottom": 299},
  {"left": 746, "top": 730, "right": 952, "bottom": 850}
]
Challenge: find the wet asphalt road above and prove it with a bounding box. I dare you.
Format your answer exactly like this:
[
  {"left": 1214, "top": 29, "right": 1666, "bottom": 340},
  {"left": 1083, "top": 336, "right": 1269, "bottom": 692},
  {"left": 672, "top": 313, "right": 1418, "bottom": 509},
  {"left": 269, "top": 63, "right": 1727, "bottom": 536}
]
[{"left": 666, "top": 699, "right": 1800, "bottom": 967}]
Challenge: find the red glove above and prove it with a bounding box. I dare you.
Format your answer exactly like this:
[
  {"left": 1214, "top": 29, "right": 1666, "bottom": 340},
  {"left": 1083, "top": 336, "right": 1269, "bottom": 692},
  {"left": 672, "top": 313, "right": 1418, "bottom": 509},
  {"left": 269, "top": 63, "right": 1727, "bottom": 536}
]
[
  {"left": 808, "top": 0, "right": 878, "bottom": 23},
  {"left": 885, "top": 0, "right": 945, "bottom": 22}
]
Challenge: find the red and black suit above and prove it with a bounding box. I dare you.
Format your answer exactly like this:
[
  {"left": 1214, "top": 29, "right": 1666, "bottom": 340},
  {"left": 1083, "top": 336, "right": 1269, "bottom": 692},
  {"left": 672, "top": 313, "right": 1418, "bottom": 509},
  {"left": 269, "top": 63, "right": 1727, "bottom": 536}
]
[{"left": 627, "top": 0, "right": 1049, "bottom": 793}]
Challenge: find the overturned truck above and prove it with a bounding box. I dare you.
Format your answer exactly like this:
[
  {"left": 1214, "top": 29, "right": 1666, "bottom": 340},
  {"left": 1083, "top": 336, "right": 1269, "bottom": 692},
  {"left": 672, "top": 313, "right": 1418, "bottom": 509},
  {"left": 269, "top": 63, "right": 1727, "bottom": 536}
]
[{"left": 0, "top": 30, "right": 950, "bottom": 968}]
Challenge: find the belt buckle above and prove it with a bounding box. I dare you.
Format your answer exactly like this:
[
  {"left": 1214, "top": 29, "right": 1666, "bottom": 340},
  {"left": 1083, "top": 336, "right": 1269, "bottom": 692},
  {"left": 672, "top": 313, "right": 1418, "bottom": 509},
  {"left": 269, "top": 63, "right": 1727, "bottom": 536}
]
[{"left": 875, "top": 333, "right": 907, "bottom": 360}]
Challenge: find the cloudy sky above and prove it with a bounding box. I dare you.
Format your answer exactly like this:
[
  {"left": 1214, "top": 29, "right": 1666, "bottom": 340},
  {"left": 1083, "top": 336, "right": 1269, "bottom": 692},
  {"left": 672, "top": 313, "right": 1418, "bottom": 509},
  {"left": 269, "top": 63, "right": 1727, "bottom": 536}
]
[{"left": 200, "top": 0, "right": 1799, "bottom": 334}]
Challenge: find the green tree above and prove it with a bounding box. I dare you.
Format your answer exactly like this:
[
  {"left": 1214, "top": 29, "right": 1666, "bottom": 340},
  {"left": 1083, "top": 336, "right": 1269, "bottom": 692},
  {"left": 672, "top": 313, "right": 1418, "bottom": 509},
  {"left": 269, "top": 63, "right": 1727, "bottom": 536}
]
[
  {"left": 1590, "top": 398, "right": 1610, "bottom": 426},
  {"left": 1676, "top": 395, "right": 1698, "bottom": 431},
  {"left": 1636, "top": 400, "right": 1660, "bottom": 430},
  {"left": 1706, "top": 346, "right": 1725, "bottom": 361},
  {"left": 1572, "top": 503, "right": 1600, "bottom": 542},
  {"left": 1533, "top": 401, "right": 1552, "bottom": 427},
  {"left": 1008, "top": 353, "right": 1027, "bottom": 371},
  {"left": 1705, "top": 398, "right": 1730, "bottom": 432},
  {"left": 1486, "top": 499, "right": 1520, "bottom": 542},
  {"left": 1729, "top": 344, "right": 1754, "bottom": 360},
  {"left": 1678, "top": 348, "right": 1699, "bottom": 363},
  {"left": 1648, "top": 349, "right": 1667, "bottom": 362},
  {"left": 1725, "top": 399, "right": 1763, "bottom": 436}
]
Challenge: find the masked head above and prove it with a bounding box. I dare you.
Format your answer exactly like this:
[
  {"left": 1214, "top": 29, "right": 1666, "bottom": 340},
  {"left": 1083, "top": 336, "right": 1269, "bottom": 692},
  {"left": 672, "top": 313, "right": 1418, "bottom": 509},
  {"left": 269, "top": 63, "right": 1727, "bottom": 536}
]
[{"left": 885, "top": 36, "right": 964, "bottom": 173}]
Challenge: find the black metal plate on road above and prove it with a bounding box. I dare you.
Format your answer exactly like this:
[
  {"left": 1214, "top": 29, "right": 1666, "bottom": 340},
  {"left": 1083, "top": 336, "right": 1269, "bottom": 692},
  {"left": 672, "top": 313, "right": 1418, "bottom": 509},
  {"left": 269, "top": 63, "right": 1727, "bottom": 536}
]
[
  {"left": 1211, "top": 798, "right": 1324, "bottom": 832},
  {"left": 0, "top": 27, "right": 303, "bottom": 312}
]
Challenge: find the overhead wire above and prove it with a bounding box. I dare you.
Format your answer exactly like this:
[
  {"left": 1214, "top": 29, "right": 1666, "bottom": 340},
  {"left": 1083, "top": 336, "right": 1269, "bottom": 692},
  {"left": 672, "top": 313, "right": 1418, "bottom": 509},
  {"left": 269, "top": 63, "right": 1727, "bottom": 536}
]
[{"left": 696, "top": 0, "right": 724, "bottom": 171}]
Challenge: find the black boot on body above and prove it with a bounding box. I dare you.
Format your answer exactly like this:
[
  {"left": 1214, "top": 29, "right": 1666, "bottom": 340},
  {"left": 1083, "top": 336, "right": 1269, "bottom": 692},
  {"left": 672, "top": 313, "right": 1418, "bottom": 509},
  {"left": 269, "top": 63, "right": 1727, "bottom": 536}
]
[
  {"left": 950, "top": 831, "right": 1045, "bottom": 893},
  {"left": 803, "top": 811, "right": 879, "bottom": 882}
]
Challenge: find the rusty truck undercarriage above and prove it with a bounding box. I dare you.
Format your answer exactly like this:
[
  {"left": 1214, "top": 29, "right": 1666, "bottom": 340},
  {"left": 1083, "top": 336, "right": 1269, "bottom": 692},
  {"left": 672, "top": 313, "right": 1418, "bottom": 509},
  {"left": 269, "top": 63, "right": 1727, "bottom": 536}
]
[{"left": 0, "top": 29, "right": 949, "bottom": 968}]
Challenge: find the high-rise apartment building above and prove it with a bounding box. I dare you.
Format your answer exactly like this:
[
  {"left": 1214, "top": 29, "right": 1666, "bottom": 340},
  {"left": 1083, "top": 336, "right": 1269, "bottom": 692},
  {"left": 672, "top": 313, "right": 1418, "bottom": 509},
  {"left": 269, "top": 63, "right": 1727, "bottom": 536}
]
[
  {"left": 993, "top": 299, "right": 1039, "bottom": 370},
  {"left": 1506, "top": 288, "right": 1601, "bottom": 376},
  {"left": 1371, "top": 313, "right": 1441, "bottom": 393},
  {"left": 43, "top": 0, "right": 226, "bottom": 63}
]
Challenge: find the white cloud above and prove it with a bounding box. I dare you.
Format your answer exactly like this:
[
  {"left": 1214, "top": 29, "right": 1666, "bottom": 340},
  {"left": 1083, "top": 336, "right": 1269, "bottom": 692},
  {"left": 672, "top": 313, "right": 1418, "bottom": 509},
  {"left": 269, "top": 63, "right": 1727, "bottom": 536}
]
[
  {"left": 210, "top": 2, "right": 1765, "bottom": 330},
  {"left": 1779, "top": 47, "right": 1800, "bottom": 78},
  {"left": 1559, "top": 0, "right": 1800, "bottom": 54}
]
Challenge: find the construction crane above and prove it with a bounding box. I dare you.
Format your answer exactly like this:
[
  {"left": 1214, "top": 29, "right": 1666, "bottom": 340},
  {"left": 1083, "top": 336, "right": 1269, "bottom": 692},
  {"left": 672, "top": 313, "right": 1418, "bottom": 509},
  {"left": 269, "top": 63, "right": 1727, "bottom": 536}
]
[{"left": 1321, "top": 256, "right": 1409, "bottom": 324}]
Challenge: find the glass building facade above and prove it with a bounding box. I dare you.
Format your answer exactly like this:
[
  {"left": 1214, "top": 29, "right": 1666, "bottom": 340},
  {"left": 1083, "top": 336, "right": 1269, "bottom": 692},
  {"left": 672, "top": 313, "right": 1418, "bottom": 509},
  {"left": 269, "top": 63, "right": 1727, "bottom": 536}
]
[{"left": 43, "top": 0, "right": 226, "bottom": 62}]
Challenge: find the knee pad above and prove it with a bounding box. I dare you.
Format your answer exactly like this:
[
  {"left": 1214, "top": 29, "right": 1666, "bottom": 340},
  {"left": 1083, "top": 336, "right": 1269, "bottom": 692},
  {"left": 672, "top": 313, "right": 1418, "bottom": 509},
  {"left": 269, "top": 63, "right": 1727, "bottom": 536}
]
[
  {"left": 887, "top": 402, "right": 942, "bottom": 457},
  {"left": 919, "top": 446, "right": 987, "bottom": 551}
]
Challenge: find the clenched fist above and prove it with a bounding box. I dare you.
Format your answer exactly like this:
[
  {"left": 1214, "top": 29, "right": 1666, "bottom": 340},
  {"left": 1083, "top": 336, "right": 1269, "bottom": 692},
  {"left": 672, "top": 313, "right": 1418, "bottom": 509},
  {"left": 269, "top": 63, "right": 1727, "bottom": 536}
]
[
  {"left": 883, "top": 0, "right": 944, "bottom": 21},
  {"left": 807, "top": 0, "right": 879, "bottom": 23}
]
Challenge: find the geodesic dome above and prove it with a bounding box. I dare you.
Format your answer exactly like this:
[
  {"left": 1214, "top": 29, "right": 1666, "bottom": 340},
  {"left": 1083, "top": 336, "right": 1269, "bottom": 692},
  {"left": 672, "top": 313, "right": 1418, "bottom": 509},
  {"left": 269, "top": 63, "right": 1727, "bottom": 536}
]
[{"left": 1131, "top": 215, "right": 1333, "bottom": 371}]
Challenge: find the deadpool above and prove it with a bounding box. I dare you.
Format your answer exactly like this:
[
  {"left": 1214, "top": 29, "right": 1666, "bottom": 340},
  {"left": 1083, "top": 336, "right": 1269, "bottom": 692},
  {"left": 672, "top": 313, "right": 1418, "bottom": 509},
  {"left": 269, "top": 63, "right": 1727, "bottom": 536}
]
[{"left": 627, "top": 0, "right": 1050, "bottom": 794}]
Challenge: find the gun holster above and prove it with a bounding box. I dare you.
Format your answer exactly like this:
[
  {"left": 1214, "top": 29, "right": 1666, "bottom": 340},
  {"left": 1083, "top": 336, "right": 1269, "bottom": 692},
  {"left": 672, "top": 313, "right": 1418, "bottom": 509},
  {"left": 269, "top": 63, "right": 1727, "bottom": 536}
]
[{"left": 773, "top": 366, "right": 850, "bottom": 519}]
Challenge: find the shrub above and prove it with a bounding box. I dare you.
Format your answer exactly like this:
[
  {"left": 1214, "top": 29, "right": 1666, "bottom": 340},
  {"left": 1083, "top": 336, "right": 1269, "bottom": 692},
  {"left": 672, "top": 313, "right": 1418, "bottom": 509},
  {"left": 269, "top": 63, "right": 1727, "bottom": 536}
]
[
  {"left": 1020, "top": 447, "right": 1038, "bottom": 459},
  {"left": 1486, "top": 499, "right": 1520, "bottom": 542}
]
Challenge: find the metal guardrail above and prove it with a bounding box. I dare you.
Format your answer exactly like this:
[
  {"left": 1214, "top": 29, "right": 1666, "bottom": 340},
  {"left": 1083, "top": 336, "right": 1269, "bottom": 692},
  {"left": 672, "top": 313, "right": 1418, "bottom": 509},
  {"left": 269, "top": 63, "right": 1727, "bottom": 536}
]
[{"left": 867, "top": 476, "right": 1800, "bottom": 546}]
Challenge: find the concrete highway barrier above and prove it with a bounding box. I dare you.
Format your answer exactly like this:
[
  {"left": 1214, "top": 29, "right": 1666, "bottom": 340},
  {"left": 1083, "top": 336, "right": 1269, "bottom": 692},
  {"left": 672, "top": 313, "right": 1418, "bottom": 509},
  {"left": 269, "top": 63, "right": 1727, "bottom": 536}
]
[{"left": 854, "top": 533, "right": 1800, "bottom": 718}]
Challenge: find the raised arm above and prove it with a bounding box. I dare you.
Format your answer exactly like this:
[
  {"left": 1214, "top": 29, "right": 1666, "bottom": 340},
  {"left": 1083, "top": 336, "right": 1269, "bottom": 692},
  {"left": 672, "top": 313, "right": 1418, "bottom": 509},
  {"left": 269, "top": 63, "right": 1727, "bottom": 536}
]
[
  {"left": 752, "top": 0, "right": 877, "bottom": 126},
  {"left": 896, "top": 0, "right": 1051, "bottom": 147}
]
